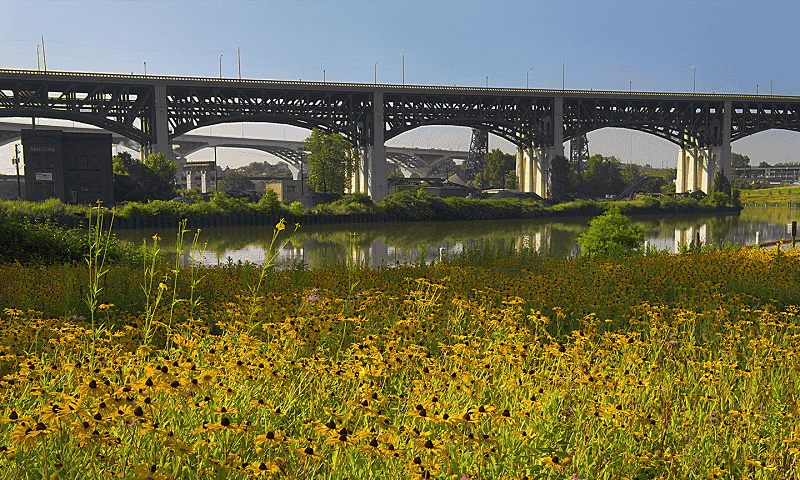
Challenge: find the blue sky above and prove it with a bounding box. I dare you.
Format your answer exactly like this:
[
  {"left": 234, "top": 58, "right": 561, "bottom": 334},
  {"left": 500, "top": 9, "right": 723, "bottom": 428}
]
[{"left": 2, "top": 0, "right": 800, "bottom": 172}]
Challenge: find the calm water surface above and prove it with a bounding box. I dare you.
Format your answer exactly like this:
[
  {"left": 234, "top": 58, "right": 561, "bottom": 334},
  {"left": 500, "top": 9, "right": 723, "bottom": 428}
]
[{"left": 113, "top": 205, "right": 800, "bottom": 268}]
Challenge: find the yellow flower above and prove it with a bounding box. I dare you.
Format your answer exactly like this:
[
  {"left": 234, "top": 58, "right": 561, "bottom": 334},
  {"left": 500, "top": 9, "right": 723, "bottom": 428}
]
[{"left": 275, "top": 220, "right": 285, "bottom": 232}]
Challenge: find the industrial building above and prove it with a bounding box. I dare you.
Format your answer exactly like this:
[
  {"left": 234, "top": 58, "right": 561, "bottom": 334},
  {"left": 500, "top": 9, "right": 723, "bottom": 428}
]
[{"left": 21, "top": 129, "right": 114, "bottom": 205}]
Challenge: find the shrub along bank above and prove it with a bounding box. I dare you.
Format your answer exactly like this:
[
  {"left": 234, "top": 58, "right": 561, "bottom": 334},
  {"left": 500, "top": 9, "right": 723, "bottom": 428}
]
[{"left": 0, "top": 189, "right": 741, "bottom": 231}]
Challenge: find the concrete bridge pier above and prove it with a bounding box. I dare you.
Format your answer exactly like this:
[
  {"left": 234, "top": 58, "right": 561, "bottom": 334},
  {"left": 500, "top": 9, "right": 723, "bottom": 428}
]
[
  {"left": 516, "top": 144, "right": 563, "bottom": 198},
  {"left": 347, "top": 91, "right": 388, "bottom": 200},
  {"left": 516, "top": 97, "right": 564, "bottom": 199},
  {"left": 366, "top": 91, "right": 388, "bottom": 201},
  {"left": 152, "top": 83, "right": 172, "bottom": 162},
  {"left": 676, "top": 146, "right": 730, "bottom": 194},
  {"left": 348, "top": 148, "right": 368, "bottom": 194}
]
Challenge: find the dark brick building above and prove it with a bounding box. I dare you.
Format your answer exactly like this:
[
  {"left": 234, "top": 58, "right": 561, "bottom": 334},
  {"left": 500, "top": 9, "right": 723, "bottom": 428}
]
[{"left": 22, "top": 129, "right": 114, "bottom": 205}]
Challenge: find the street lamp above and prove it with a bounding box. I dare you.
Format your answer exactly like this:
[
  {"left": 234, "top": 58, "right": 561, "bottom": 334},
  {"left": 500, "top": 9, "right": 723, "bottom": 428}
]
[
  {"left": 527, "top": 67, "right": 533, "bottom": 89},
  {"left": 144, "top": 62, "right": 146, "bottom": 76},
  {"left": 401, "top": 54, "right": 404, "bottom": 85},
  {"left": 772, "top": 78, "right": 777, "bottom": 95},
  {"left": 374, "top": 62, "right": 378, "bottom": 84},
  {"left": 693, "top": 67, "right": 696, "bottom": 94},
  {"left": 561, "top": 61, "right": 565, "bottom": 90},
  {"left": 219, "top": 55, "right": 223, "bottom": 78}
]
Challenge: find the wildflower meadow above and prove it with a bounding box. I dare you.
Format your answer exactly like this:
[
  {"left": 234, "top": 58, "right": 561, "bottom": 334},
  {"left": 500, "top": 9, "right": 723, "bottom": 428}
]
[{"left": 0, "top": 218, "right": 798, "bottom": 480}]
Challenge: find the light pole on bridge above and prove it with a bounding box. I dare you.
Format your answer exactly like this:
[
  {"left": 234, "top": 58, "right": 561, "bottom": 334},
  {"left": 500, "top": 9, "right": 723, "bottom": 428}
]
[
  {"left": 772, "top": 78, "right": 777, "bottom": 95},
  {"left": 401, "top": 54, "right": 404, "bottom": 85},
  {"left": 527, "top": 67, "right": 532, "bottom": 89},
  {"left": 374, "top": 62, "right": 378, "bottom": 84},
  {"left": 219, "top": 55, "right": 223, "bottom": 79}
]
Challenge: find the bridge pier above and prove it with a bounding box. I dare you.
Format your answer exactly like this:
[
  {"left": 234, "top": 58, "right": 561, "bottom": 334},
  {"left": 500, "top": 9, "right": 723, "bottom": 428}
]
[
  {"left": 153, "top": 83, "right": 172, "bottom": 162},
  {"left": 367, "top": 91, "right": 388, "bottom": 201},
  {"left": 517, "top": 145, "right": 561, "bottom": 198},
  {"left": 515, "top": 97, "right": 564, "bottom": 199},
  {"left": 347, "top": 91, "right": 388, "bottom": 200},
  {"left": 676, "top": 146, "right": 729, "bottom": 194}
]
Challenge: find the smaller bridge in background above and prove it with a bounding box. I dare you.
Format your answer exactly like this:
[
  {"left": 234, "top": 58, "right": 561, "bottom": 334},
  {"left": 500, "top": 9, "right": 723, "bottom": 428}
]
[{"left": 0, "top": 122, "right": 468, "bottom": 179}]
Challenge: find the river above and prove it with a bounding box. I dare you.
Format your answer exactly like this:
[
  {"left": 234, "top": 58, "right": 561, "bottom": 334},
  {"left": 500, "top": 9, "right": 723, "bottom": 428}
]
[{"left": 113, "top": 205, "right": 800, "bottom": 268}]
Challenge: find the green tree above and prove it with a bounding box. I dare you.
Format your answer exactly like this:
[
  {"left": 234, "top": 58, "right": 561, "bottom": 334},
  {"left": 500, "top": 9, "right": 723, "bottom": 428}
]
[
  {"left": 549, "top": 155, "right": 572, "bottom": 202},
  {"left": 577, "top": 207, "right": 644, "bottom": 259},
  {"left": 580, "top": 154, "right": 625, "bottom": 196},
  {"left": 711, "top": 171, "right": 731, "bottom": 195},
  {"left": 112, "top": 151, "right": 176, "bottom": 202},
  {"left": 622, "top": 163, "right": 643, "bottom": 185},
  {"left": 481, "top": 149, "right": 516, "bottom": 188},
  {"left": 218, "top": 171, "right": 255, "bottom": 194},
  {"left": 505, "top": 170, "right": 518, "bottom": 190},
  {"left": 304, "top": 128, "right": 357, "bottom": 194},
  {"left": 143, "top": 152, "right": 177, "bottom": 185},
  {"left": 732, "top": 152, "right": 751, "bottom": 169}
]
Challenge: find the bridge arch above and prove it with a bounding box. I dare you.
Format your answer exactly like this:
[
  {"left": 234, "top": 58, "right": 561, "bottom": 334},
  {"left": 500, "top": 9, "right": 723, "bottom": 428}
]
[
  {"left": 384, "top": 118, "right": 549, "bottom": 150},
  {"left": 0, "top": 109, "right": 150, "bottom": 144},
  {"left": 170, "top": 114, "right": 361, "bottom": 145}
]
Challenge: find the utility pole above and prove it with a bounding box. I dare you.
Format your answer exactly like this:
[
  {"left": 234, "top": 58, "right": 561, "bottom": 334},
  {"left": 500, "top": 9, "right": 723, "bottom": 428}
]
[
  {"left": 13, "top": 144, "right": 21, "bottom": 199},
  {"left": 41, "top": 36, "right": 46, "bottom": 72},
  {"left": 214, "top": 146, "right": 218, "bottom": 192}
]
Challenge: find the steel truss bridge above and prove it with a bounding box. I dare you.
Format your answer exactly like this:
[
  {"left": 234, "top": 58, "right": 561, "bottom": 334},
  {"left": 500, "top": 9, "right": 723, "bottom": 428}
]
[{"left": 2, "top": 68, "right": 800, "bottom": 199}]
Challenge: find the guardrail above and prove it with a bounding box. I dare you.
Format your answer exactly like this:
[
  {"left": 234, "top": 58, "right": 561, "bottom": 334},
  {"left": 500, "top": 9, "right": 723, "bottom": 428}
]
[{"left": 3, "top": 69, "right": 800, "bottom": 99}]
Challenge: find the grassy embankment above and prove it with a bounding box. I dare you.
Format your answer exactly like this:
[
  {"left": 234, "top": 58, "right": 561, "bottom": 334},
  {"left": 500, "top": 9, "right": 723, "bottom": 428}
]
[
  {"left": 739, "top": 186, "right": 800, "bottom": 205},
  {"left": 0, "top": 216, "right": 797, "bottom": 479},
  {"left": 0, "top": 190, "right": 738, "bottom": 229}
]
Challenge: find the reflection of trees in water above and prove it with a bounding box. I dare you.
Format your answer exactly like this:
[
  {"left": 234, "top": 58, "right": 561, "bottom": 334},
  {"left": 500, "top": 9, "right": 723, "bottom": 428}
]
[{"left": 118, "top": 211, "right": 783, "bottom": 267}]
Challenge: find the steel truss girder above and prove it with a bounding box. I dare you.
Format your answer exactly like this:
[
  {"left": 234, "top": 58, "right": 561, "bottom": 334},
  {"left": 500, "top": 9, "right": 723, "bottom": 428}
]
[
  {"left": 0, "top": 78, "right": 154, "bottom": 144},
  {"left": 382, "top": 93, "right": 553, "bottom": 147},
  {"left": 730, "top": 101, "right": 800, "bottom": 142},
  {"left": 166, "top": 86, "right": 372, "bottom": 145},
  {"left": 563, "top": 98, "right": 726, "bottom": 148}
]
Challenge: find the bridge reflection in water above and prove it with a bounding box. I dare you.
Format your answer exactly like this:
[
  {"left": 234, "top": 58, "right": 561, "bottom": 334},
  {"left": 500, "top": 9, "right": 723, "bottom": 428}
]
[{"left": 113, "top": 208, "right": 800, "bottom": 269}]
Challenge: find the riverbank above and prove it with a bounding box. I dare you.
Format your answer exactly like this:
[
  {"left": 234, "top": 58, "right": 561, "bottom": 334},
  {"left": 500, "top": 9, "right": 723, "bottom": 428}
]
[
  {"left": 0, "top": 248, "right": 796, "bottom": 479},
  {"left": 0, "top": 191, "right": 741, "bottom": 231}
]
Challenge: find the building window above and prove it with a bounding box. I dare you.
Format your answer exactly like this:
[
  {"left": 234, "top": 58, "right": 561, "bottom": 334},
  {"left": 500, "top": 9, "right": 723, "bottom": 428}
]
[
  {"left": 79, "top": 156, "right": 88, "bottom": 170},
  {"left": 67, "top": 156, "right": 77, "bottom": 170},
  {"left": 89, "top": 156, "right": 99, "bottom": 170}
]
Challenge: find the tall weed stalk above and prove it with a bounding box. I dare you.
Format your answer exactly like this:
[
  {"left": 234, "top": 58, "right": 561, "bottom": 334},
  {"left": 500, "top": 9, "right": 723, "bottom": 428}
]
[
  {"left": 246, "top": 219, "right": 298, "bottom": 332},
  {"left": 83, "top": 204, "right": 114, "bottom": 365},
  {"left": 140, "top": 234, "right": 166, "bottom": 350}
]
